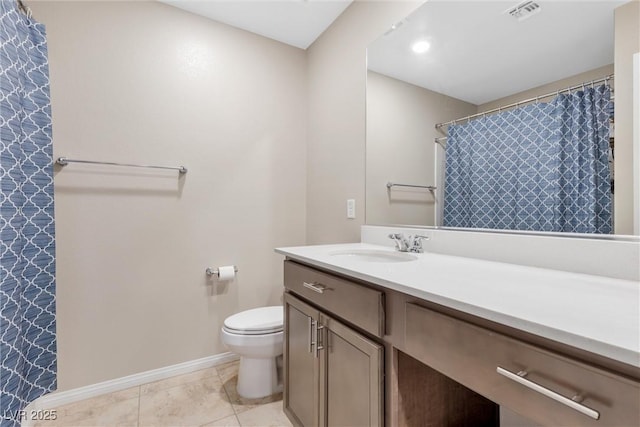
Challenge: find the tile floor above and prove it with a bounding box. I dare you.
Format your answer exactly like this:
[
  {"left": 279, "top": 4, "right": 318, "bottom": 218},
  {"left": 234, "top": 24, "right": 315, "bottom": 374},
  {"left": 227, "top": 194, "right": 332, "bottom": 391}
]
[{"left": 33, "top": 361, "right": 292, "bottom": 427}]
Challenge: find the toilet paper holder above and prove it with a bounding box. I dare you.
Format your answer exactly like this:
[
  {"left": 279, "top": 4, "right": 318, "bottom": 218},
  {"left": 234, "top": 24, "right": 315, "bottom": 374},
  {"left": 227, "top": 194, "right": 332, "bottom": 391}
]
[{"left": 206, "top": 265, "right": 238, "bottom": 277}]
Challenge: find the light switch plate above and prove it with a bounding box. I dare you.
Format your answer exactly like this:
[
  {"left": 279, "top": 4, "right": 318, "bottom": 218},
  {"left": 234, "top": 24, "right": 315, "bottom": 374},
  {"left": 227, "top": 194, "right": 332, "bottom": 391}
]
[{"left": 347, "top": 199, "right": 356, "bottom": 219}]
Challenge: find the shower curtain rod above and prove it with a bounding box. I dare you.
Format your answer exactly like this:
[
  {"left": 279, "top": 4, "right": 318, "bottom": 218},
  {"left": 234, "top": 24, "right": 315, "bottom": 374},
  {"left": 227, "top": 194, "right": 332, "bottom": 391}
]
[{"left": 435, "top": 74, "right": 614, "bottom": 130}]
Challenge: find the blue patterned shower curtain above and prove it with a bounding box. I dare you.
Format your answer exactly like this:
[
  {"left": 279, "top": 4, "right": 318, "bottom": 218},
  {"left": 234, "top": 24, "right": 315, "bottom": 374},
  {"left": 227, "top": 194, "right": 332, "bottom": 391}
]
[
  {"left": 443, "top": 84, "right": 612, "bottom": 234},
  {"left": 0, "top": 1, "right": 56, "bottom": 425}
]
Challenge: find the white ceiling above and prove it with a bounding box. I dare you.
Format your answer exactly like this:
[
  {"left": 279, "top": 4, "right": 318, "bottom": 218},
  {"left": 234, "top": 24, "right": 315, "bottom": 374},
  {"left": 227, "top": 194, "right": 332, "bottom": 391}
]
[
  {"left": 158, "top": 0, "right": 353, "bottom": 49},
  {"left": 367, "top": 1, "right": 625, "bottom": 105}
]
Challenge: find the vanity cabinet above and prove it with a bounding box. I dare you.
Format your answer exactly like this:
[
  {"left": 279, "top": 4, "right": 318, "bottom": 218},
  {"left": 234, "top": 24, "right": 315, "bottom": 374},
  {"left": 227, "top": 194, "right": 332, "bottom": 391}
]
[
  {"left": 404, "top": 303, "right": 640, "bottom": 426},
  {"left": 281, "top": 258, "right": 640, "bottom": 427},
  {"left": 283, "top": 293, "right": 320, "bottom": 427},
  {"left": 283, "top": 261, "right": 383, "bottom": 427}
]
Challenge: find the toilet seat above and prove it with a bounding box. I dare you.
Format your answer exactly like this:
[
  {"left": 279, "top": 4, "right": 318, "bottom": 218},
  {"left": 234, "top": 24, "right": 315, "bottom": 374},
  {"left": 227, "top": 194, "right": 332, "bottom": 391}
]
[{"left": 223, "top": 306, "right": 283, "bottom": 336}]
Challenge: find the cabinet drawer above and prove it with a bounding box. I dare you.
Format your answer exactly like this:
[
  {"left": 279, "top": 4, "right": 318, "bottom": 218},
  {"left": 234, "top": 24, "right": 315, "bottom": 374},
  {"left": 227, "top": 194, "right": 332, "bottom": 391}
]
[
  {"left": 284, "top": 261, "right": 384, "bottom": 338},
  {"left": 405, "top": 303, "right": 640, "bottom": 426}
]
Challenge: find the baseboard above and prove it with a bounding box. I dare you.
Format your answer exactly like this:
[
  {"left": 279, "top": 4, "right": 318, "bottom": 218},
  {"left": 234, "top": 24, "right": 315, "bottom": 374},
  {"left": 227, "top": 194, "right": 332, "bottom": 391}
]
[{"left": 25, "top": 352, "right": 239, "bottom": 412}]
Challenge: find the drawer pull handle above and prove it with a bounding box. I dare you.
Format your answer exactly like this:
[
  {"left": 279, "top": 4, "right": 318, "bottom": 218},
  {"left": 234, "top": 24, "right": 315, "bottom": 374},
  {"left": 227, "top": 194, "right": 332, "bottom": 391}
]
[
  {"left": 303, "top": 281, "right": 326, "bottom": 294},
  {"left": 496, "top": 367, "right": 600, "bottom": 420}
]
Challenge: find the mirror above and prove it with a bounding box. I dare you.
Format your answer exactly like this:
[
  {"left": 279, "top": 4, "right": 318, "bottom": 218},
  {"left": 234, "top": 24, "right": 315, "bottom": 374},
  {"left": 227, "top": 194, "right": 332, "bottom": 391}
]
[{"left": 366, "top": 0, "right": 638, "bottom": 235}]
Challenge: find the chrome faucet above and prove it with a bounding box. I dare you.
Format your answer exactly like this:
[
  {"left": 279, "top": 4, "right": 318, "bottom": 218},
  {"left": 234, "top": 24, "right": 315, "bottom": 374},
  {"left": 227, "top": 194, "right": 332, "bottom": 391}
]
[
  {"left": 388, "top": 233, "right": 410, "bottom": 252},
  {"left": 388, "top": 233, "right": 430, "bottom": 253}
]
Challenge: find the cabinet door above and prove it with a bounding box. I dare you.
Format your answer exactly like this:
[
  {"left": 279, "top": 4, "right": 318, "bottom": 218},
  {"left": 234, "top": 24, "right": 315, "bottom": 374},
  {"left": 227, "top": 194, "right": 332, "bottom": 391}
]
[
  {"left": 319, "top": 314, "right": 383, "bottom": 427},
  {"left": 284, "top": 293, "right": 320, "bottom": 427}
]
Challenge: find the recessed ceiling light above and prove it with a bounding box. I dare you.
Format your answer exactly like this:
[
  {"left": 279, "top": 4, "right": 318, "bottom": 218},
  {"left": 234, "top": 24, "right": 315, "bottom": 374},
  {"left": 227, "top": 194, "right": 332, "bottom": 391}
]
[{"left": 411, "top": 40, "right": 431, "bottom": 54}]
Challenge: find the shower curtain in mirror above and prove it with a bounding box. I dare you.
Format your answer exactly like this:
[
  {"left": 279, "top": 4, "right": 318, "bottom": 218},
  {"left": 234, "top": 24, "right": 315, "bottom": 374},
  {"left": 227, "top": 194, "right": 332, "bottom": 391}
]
[
  {"left": 1, "top": 1, "right": 56, "bottom": 425},
  {"left": 443, "top": 84, "right": 612, "bottom": 234}
]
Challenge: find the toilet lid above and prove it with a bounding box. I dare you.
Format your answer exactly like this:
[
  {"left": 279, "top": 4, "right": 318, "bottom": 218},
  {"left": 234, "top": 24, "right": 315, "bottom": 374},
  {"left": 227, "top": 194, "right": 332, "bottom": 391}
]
[{"left": 224, "top": 306, "right": 283, "bottom": 334}]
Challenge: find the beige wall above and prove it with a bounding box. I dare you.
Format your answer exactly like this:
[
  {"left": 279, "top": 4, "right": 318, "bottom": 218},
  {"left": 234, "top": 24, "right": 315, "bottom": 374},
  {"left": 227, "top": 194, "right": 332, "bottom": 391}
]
[
  {"left": 614, "top": 0, "right": 640, "bottom": 235},
  {"left": 366, "top": 71, "right": 476, "bottom": 226},
  {"left": 306, "top": 1, "right": 421, "bottom": 244},
  {"left": 30, "top": 1, "right": 307, "bottom": 391}
]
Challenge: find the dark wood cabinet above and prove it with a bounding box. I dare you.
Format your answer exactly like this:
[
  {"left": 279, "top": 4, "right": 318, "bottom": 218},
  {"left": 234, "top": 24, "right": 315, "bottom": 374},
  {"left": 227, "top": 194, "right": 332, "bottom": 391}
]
[
  {"left": 283, "top": 292, "right": 382, "bottom": 427},
  {"left": 282, "top": 259, "right": 640, "bottom": 427},
  {"left": 320, "top": 313, "right": 383, "bottom": 427},
  {"left": 283, "top": 294, "right": 320, "bottom": 427},
  {"left": 404, "top": 302, "right": 640, "bottom": 427}
]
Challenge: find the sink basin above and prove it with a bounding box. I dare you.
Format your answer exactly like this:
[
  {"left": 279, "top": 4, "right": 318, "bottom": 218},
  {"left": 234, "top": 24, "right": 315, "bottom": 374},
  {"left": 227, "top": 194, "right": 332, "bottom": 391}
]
[{"left": 329, "top": 249, "right": 417, "bottom": 263}]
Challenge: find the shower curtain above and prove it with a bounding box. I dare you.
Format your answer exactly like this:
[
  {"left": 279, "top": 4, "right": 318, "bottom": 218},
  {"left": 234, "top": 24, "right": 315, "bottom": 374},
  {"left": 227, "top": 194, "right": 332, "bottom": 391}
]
[
  {"left": 443, "top": 84, "right": 612, "bottom": 234},
  {"left": 1, "top": 1, "right": 56, "bottom": 425}
]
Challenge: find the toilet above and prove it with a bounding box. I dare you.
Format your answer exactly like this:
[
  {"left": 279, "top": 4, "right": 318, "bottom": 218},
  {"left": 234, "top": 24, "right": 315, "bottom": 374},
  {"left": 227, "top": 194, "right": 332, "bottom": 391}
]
[{"left": 221, "top": 306, "right": 284, "bottom": 399}]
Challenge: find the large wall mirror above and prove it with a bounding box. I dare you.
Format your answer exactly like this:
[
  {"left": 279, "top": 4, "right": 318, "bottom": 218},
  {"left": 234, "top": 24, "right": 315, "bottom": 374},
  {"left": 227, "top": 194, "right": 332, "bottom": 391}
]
[{"left": 366, "top": 0, "right": 639, "bottom": 236}]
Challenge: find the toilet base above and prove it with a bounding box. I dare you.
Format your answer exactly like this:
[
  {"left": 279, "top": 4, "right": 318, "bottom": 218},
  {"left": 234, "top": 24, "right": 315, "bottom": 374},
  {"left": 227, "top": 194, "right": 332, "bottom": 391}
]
[{"left": 237, "top": 356, "right": 282, "bottom": 399}]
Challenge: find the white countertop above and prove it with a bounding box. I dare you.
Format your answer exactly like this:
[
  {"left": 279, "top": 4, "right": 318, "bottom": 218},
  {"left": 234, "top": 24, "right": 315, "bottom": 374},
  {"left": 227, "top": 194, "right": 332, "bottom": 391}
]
[{"left": 275, "top": 243, "right": 640, "bottom": 369}]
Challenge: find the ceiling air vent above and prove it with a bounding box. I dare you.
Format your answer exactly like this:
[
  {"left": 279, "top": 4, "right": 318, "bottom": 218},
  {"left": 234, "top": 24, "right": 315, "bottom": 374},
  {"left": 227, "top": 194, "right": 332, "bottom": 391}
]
[{"left": 505, "top": 1, "right": 542, "bottom": 22}]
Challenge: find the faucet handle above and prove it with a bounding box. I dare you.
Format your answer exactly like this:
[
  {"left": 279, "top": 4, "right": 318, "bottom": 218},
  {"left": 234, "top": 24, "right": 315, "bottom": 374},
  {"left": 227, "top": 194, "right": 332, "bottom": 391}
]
[
  {"left": 388, "top": 233, "right": 409, "bottom": 251},
  {"left": 409, "top": 234, "right": 430, "bottom": 253},
  {"left": 388, "top": 233, "right": 400, "bottom": 248}
]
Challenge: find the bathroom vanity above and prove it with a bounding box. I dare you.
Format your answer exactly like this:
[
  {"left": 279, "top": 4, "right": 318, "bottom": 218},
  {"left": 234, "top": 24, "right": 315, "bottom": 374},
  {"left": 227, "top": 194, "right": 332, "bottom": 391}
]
[
  {"left": 277, "top": 242, "right": 640, "bottom": 427},
  {"left": 283, "top": 261, "right": 384, "bottom": 427}
]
